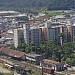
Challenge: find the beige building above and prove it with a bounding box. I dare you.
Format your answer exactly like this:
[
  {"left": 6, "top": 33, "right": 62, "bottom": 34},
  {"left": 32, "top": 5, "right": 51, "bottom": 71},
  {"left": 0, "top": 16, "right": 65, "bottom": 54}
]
[
  {"left": 14, "top": 28, "right": 24, "bottom": 48},
  {"left": 39, "top": 21, "right": 68, "bottom": 44},
  {"left": 23, "top": 23, "right": 30, "bottom": 44}
]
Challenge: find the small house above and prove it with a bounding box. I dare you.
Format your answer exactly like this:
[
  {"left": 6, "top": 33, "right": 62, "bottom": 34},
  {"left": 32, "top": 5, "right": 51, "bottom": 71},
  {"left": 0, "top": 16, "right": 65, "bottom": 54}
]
[
  {"left": 26, "top": 54, "right": 43, "bottom": 65},
  {"left": 42, "top": 59, "right": 64, "bottom": 71},
  {"left": 0, "top": 46, "right": 26, "bottom": 60}
]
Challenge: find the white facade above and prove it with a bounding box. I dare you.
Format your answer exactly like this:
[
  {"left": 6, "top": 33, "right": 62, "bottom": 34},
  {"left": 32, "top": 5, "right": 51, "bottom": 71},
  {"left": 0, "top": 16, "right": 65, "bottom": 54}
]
[
  {"left": 14, "top": 28, "right": 24, "bottom": 48},
  {"left": 23, "top": 23, "right": 30, "bottom": 44},
  {"left": 72, "top": 24, "right": 75, "bottom": 41}
]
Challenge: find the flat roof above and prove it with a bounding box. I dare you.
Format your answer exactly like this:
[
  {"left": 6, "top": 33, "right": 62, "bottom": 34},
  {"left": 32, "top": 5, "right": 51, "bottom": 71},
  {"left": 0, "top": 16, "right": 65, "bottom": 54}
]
[
  {"left": 30, "top": 26, "right": 39, "bottom": 30},
  {"left": 4, "top": 14, "right": 27, "bottom": 18},
  {"left": 55, "top": 15, "right": 66, "bottom": 19},
  {"left": 26, "top": 54, "right": 41, "bottom": 58},
  {"left": 0, "top": 11, "right": 19, "bottom": 14}
]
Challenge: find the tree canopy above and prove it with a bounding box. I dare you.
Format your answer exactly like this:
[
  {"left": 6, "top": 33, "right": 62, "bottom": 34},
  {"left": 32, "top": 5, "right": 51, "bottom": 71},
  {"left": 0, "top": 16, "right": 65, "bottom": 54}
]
[
  {"left": 0, "top": 0, "right": 75, "bottom": 12},
  {"left": 16, "top": 40, "right": 75, "bottom": 65}
]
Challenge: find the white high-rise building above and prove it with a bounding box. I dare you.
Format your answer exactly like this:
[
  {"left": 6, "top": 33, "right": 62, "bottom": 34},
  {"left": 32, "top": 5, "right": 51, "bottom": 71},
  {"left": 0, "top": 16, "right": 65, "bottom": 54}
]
[
  {"left": 72, "top": 24, "right": 75, "bottom": 41},
  {"left": 39, "top": 21, "right": 68, "bottom": 44},
  {"left": 14, "top": 28, "right": 24, "bottom": 48},
  {"left": 23, "top": 23, "right": 30, "bottom": 44}
]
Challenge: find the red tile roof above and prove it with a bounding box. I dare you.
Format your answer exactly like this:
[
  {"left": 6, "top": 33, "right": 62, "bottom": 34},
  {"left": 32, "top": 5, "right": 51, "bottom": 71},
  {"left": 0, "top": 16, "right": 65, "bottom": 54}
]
[
  {"left": 43, "top": 59, "right": 60, "bottom": 65},
  {"left": 0, "top": 47, "right": 25, "bottom": 58}
]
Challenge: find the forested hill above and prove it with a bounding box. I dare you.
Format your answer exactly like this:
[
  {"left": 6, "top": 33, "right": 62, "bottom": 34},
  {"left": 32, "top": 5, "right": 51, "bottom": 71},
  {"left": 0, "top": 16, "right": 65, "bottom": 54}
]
[{"left": 0, "top": 0, "right": 75, "bottom": 11}]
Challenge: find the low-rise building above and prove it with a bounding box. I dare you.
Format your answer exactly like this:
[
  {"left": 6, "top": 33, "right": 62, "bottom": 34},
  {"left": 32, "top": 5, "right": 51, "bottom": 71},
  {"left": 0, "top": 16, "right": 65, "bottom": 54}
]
[
  {"left": 26, "top": 54, "right": 43, "bottom": 65},
  {"left": 0, "top": 46, "right": 26, "bottom": 60},
  {"left": 42, "top": 59, "right": 64, "bottom": 71}
]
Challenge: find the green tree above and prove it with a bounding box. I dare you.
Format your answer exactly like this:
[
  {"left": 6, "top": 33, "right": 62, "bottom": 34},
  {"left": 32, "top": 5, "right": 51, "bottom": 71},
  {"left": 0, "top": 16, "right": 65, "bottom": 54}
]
[
  {"left": 39, "top": 40, "right": 57, "bottom": 59},
  {"left": 60, "top": 42, "right": 75, "bottom": 65},
  {"left": 0, "top": 0, "right": 74, "bottom": 11},
  {"left": 0, "top": 73, "right": 4, "bottom": 75}
]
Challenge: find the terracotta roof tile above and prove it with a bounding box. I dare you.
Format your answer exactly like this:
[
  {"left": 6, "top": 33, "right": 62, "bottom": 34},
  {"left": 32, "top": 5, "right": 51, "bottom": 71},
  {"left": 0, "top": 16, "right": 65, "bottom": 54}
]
[
  {"left": 0, "top": 47, "right": 25, "bottom": 58},
  {"left": 43, "top": 59, "right": 60, "bottom": 65}
]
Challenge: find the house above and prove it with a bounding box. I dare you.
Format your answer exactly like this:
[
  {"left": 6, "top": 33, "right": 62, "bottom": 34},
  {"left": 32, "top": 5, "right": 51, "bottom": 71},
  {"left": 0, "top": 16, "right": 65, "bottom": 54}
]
[
  {"left": 26, "top": 54, "right": 43, "bottom": 65},
  {"left": 43, "top": 67, "right": 54, "bottom": 74},
  {"left": 52, "top": 15, "right": 66, "bottom": 22},
  {"left": 42, "top": 59, "right": 64, "bottom": 71},
  {"left": 0, "top": 46, "right": 26, "bottom": 60}
]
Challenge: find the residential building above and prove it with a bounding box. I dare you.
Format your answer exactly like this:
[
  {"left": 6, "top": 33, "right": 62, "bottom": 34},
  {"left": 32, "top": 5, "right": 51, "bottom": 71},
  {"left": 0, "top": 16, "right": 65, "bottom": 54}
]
[
  {"left": 42, "top": 59, "right": 64, "bottom": 71},
  {"left": 26, "top": 53, "right": 43, "bottom": 65},
  {"left": 39, "top": 21, "right": 68, "bottom": 44},
  {"left": 52, "top": 15, "right": 66, "bottom": 23},
  {"left": 72, "top": 24, "right": 75, "bottom": 41},
  {"left": 14, "top": 28, "right": 24, "bottom": 48},
  {"left": 29, "top": 27, "right": 42, "bottom": 45},
  {"left": 23, "top": 23, "right": 30, "bottom": 44},
  {"left": 66, "top": 25, "right": 72, "bottom": 42},
  {"left": 7, "top": 29, "right": 14, "bottom": 39},
  {"left": 0, "top": 11, "right": 19, "bottom": 16}
]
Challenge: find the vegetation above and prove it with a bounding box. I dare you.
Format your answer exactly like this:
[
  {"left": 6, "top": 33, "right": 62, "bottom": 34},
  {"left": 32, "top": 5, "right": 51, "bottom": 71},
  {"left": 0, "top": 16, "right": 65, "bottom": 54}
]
[
  {"left": 0, "top": 73, "right": 11, "bottom": 75},
  {"left": 0, "top": 73, "right": 12, "bottom": 75},
  {"left": 16, "top": 40, "right": 75, "bottom": 65},
  {"left": 0, "top": 73, "right": 4, "bottom": 75},
  {"left": 0, "top": 0, "right": 74, "bottom": 13},
  {"left": 41, "top": 10, "right": 71, "bottom": 17}
]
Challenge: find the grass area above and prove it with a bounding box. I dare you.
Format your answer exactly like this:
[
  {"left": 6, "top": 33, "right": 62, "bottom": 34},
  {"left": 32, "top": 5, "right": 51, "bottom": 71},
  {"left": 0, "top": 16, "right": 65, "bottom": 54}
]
[
  {"left": 41, "top": 10, "right": 71, "bottom": 17},
  {"left": 4, "top": 73, "right": 12, "bottom": 75},
  {"left": 0, "top": 7, "right": 71, "bottom": 17},
  {"left": 12, "top": 60, "right": 46, "bottom": 75},
  {"left": 1, "top": 58, "right": 75, "bottom": 75},
  {"left": 0, "top": 63, "right": 12, "bottom": 75},
  {"left": 0, "top": 63, "right": 3, "bottom": 67},
  {"left": 56, "top": 71, "right": 75, "bottom": 75}
]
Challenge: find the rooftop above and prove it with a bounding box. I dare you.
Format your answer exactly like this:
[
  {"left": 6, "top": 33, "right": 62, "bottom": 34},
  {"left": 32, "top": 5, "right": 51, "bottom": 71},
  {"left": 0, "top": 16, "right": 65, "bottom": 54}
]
[
  {"left": 0, "top": 11, "right": 19, "bottom": 14},
  {"left": 26, "top": 53, "right": 41, "bottom": 58},
  {"left": 0, "top": 46, "right": 25, "bottom": 58},
  {"left": 54, "top": 15, "right": 66, "bottom": 19},
  {"left": 43, "top": 59, "right": 60, "bottom": 65},
  {"left": 4, "top": 14, "right": 27, "bottom": 18}
]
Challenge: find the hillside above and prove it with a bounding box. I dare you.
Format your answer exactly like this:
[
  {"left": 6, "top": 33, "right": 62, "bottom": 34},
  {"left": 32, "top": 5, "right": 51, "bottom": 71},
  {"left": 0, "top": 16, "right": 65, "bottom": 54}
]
[{"left": 0, "top": 0, "right": 74, "bottom": 12}]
